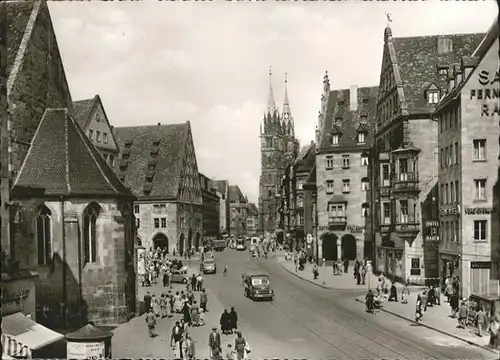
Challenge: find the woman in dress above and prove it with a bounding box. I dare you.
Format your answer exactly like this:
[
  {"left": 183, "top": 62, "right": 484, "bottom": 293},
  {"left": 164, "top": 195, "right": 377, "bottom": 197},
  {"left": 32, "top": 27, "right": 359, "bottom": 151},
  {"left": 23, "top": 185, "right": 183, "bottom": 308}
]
[
  {"left": 173, "top": 292, "right": 183, "bottom": 313},
  {"left": 151, "top": 294, "right": 160, "bottom": 317},
  {"left": 234, "top": 331, "right": 246, "bottom": 360},
  {"left": 160, "top": 293, "right": 167, "bottom": 318},
  {"left": 182, "top": 299, "right": 192, "bottom": 325},
  {"left": 190, "top": 300, "right": 200, "bottom": 326}
]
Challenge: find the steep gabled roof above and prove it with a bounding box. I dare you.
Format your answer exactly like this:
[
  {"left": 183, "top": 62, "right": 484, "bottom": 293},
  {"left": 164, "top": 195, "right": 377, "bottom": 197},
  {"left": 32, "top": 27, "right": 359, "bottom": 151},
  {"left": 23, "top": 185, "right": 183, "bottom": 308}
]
[
  {"left": 436, "top": 18, "right": 499, "bottom": 112},
  {"left": 212, "top": 180, "right": 229, "bottom": 197},
  {"left": 391, "top": 32, "right": 485, "bottom": 114},
  {"left": 113, "top": 123, "right": 189, "bottom": 199},
  {"left": 11, "top": 108, "right": 133, "bottom": 198},
  {"left": 72, "top": 97, "right": 96, "bottom": 129},
  {"left": 6, "top": 1, "right": 35, "bottom": 79},
  {"left": 228, "top": 185, "right": 246, "bottom": 203},
  {"left": 320, "top": 86, "right": 378, "bottom": 150},
  {"left": 296, "top": 142, "right": 316, "bottom": 173},
  {"left": 247, "top": 203, "right": 258, "bottom": 216}
]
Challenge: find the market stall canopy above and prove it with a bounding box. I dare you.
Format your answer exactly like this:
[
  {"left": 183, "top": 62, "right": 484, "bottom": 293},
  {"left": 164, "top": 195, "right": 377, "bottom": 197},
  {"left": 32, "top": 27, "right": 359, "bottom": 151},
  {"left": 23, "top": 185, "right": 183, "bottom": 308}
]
[
  {"left": 1, "top": 333, "right": 31, "bottom": 359},
  {"left": 2, "top": 312, "right": 64, "bottom": 352}
]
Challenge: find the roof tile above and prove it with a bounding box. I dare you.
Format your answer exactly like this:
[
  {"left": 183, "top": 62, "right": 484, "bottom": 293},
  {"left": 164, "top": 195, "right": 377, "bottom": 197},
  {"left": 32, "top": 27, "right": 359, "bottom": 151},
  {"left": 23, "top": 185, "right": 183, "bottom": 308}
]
[
  {"left": 71, "top": 97, "right": 96, "bottom": 129},
  {"left": 393, "top": 32, "right": 485, "bottom": 114},
  {"left": 11, "top": 108, "right": 133, "bottom": 198},
  {"left": 113, "top": 123, "right": 189, "bottom": 198},
  {"left": 228, "top": 185, "right": 246, "bottom": 203},
  {"left": 212, "top": 180, "right": 228, "bottom": 197},
  {"left": 320, "top": 86, "right": 378, "bottom": 150},
  {"left": 6, "top": 1, "right": 34, "bottom": 78}
]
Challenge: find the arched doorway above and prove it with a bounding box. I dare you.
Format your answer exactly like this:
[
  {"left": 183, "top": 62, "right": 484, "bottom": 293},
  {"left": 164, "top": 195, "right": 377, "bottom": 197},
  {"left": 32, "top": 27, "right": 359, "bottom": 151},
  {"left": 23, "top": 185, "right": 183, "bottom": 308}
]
[
  {"left": 188, "top": 229, "right": 193, "bottom": 250},
  {"left": 322, "top": 233, "right": 338, "bottom": 261},
  {"left": 153, "top": 233, "right": 169, "bottom": 253},
  {"left": 341, "top": 234, "right": 357, "bottom": 260},
  {"left": 195, "top": 232, "right": 201, "bottom": 250},
  {"left": 179, "top": 233, "right": 185, "bottom": 255}
]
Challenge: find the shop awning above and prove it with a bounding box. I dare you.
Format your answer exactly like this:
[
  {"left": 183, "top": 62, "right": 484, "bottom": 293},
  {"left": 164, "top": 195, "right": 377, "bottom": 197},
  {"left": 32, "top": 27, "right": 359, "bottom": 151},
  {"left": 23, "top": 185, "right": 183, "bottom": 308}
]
[
  {"left": 1, "top": 333, "right": 31, "bottom": 359},
  {"left": 1, "top": 312, "right": 64, "bottom": 352}
]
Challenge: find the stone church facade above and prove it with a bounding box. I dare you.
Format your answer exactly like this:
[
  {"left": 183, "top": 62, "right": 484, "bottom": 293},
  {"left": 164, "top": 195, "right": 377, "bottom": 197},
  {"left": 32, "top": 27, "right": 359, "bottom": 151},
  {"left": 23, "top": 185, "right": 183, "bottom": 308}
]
[{"left": 259, "top": 69, "right": 300, "bottom": 237}]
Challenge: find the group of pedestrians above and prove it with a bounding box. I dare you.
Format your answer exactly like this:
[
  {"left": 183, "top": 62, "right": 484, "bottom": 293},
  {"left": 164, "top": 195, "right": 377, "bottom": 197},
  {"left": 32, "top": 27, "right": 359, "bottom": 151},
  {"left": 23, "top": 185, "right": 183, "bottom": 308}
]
[{"left": 143, "top": 247, "right": 192, "bottom": 287}]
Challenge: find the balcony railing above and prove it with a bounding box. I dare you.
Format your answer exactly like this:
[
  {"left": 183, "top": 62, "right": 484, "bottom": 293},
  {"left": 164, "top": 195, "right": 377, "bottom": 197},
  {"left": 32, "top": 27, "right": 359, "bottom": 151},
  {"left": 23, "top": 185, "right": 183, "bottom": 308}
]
[
  {"left": 394, "top": 172, "right": 418, "bottom": 182},
  {"left": 394, "top": 214, "right": 420, "bottom": 236},
  {"left": 395, "top": 213, "right": 419, "bottom": 224},
  {"left": 329, "top": 216, "right": 347, "bottom": 225}
]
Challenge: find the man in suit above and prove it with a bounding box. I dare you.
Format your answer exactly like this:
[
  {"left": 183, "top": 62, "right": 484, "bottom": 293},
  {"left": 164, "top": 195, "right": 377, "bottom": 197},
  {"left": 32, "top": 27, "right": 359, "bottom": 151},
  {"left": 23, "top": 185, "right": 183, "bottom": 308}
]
[
  {"left": 143, "top": 292, "right": 152, "bottom": 313},
  {"left": 208, "top": 327, "right": 221, "bottom": 360}
]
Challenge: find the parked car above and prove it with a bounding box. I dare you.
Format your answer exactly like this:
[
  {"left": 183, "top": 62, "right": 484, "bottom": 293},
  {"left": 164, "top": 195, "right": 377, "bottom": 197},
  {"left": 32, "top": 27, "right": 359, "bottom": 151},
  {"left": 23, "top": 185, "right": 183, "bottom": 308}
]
[
  {"left": 202, "top": 258, "right": 217, "bottom": 274},
  {"left": 243, "top": 273, "right": 274, "bottom": 301},
  {"left": 171, "top": 268, "right": 189, "bottom": 283}
]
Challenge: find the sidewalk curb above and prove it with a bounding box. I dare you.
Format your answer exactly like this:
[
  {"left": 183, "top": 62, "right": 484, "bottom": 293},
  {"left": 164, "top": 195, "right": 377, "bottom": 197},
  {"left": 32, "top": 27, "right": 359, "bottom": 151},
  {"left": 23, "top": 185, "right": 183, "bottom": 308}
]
[
  {"left": 278, "top": 261, "right": 369, "bottom": 291},
  {"left": 354, "top": 298, "right": 499, "bottom": 354}
]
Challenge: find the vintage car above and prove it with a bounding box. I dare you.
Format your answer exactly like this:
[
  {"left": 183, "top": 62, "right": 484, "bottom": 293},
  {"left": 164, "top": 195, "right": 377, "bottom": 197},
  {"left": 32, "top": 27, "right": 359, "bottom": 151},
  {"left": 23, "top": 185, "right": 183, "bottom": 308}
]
[
  {"left": 243, "top": 273, "right": 274, "bottom": 301},
  {"left": 171, "top": 268, "right": 189, "bottom": 284},
  {"left": 236, "top": 239, "right": 247, "bottom": 251},
  {"left": 202, "top": 258, "right": 217, "bottom": 274}
]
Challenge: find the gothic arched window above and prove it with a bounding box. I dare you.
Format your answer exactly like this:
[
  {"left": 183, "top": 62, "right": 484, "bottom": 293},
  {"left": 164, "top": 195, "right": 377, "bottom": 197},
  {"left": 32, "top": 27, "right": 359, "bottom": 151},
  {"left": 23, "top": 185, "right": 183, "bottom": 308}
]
[
  {"left": 37, "top": 206, "right": 52, "bottom": 265},
  {"left": 83, "top": 202, "right": 101, "bottom": 264}
]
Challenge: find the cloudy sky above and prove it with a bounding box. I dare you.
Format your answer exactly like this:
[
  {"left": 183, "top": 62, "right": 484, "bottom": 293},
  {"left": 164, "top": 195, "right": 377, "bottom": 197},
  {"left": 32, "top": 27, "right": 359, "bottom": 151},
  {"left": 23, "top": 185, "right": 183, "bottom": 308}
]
[{"left": 48, "top": 1, "right": 496, "bottom": 203}]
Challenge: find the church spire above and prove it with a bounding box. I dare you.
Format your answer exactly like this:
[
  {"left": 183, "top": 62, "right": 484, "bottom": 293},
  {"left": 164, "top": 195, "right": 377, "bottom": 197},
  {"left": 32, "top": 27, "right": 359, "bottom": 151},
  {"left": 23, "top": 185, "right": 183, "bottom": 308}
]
[
  {"left": 267, "top": 66, "right": 276, "bottom": 115},
  {"left": 282, "top": 73, "right": 294, "bottom": 135}
]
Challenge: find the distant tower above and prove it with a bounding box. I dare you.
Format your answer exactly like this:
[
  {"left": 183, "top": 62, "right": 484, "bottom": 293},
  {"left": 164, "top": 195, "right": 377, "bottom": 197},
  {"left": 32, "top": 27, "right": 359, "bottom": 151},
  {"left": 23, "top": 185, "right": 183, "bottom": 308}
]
[{"left": 259, "top": 68, "right": 299, "bottom": 234}]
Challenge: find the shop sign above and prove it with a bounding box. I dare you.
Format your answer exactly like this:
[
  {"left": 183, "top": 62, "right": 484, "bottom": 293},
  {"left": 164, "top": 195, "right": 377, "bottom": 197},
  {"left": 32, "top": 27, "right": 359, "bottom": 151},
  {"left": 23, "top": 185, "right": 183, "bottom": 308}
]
[
  {"left": 471, "top": 68, "right": 500, "bottom": 117},
  {"left": 464, "top": 207, "right": 493, "bottom": 215},
  {"left": 319, "top": 226, "right": 329, "bottom": 231},
  {"left": 395, "top": 224, "right": 419, "bottom": 232},
  {"left": 424, "top": 235, "right": 440, "bottom": 242},
  {"left": 440, "top": 205, "right": 459, "bottom": 216},
  {"left": 1, "top": 288, "right": 30, "bottom": 304},
  {"left": 470, "top": 261, "right": 491, "bottom": 269},
  {"left": 425, "top": 221, "right": 439, "bottom": 228},
  {"left": 346, "top": 225, "right": 365, "bottom": 234},
  {"left": 67, "top": 342, "right": 104, "bottom": 360}
]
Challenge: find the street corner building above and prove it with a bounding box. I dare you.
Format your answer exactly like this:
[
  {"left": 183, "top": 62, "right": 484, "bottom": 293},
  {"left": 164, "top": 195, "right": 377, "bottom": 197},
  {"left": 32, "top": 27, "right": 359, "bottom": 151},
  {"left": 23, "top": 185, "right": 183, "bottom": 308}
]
[
  {"left": 2, "top": 1, "right": 136, "bottom": 351},
  {"left": 212, "top": 179, "right": 230, "bottom": 235},
  {"left": 10, "top": 108, "right": 137, "bottom": 326},
  {"left": 199, "top": 173, "right": 220, "bottom": 242},
  {"left": 113, "top": 122, "right": 203, "bottom": 255},
  {"left": 228, "top": 185, "right": 248, "bottom": 236},
  {"left": 315, "top": 71, "right": 378, "bottom": 263},
  {"left": 435, "top": 18, "right": 500, "bottom": 302},
  {"left": 371, "top": 24, "right": 486, "bottom": 283},
  {"left": 259, "top": 69, "right": 300, "bottom": 237},
  {"left": 72, "top": 94, "right": 120, "bottom": 172}
]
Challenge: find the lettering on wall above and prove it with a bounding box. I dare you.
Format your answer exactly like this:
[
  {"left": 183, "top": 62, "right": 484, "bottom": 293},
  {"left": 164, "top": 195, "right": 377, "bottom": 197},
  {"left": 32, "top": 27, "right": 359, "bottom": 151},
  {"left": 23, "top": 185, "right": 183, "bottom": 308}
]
[
  {"left": 464, "top": 207, "right": 494, "bottom": 215},
  {"left": 470, "top": 68, "right": 500, "bottom": 117},
  {"left": 1, "top": 289, "right": 31, "bottom": 304}
]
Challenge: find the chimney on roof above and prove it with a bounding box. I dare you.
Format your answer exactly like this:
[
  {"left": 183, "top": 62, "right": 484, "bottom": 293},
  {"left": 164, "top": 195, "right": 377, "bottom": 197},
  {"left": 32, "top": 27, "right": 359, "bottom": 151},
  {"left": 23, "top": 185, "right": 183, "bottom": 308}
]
[
  {"left": 447, "top": 67, "right": 455, "bottom": 93},
  {"left": 350, "top": 85, "right": 358, "bottom": 111},
  {"left": 157, "top": 122, "right": 161, "bottom": 126},
  {"left": 454, "top": 64, "right": 462, "bottom": 88}
]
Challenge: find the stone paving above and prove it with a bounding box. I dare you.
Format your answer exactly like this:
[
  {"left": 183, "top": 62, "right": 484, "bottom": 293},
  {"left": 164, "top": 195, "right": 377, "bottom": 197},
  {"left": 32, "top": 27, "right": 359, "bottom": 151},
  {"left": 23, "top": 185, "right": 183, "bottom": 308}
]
[
  {"left": 278, "top": 256, "right": 382, "bottom": 290},
  {"left": 355, "top": 290, "right": 499, "bottom": 353},
  {"left": 112, "top": 261, "right": 235, "bottom": 359}
]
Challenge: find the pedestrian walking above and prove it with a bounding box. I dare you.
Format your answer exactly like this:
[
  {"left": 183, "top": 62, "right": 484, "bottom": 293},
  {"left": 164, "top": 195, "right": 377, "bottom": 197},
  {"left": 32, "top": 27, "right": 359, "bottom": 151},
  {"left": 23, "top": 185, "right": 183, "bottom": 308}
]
[
  {"left": 457, "top": 300, "right": 469, "bottom": 329},
  {"left": 343, "top": 259, "right": 349, "bottom": 273},
  {"left": 170, "top": 321, "right": 184, "bottom": 359},
  {"left": 145, "top": 309, "right": 156, "bottom": 338},
  {"left": 197, "top": 274, "right": 203, "bottom": 291},
  {"left": 229, "top": 306, "right": 238, "bottom": 331},
  {"left": 234, "top": 331, "right": 247, "bottom": 360},
  {"left": 143, "top": 292, "right": 152, "bottom": 313},
  {"left": 224, "top": 344, "right": 235, "bottom": 360},
  {"left": 183, "top": 334, "right": 196, "bottom": 360},
  {"left": 488, "top": 315, "right": 499, "bottom": 349},
  {"left": 200, "top": 288, "right": 208, "bottom": 312},
  {"left": 312, "top": 264, "right": 319, "bottom": 280},
  {"left": 415, "top": 294, "right": 423, "bottom": 322},
  {"left": 208, "top": 327, "right": 222, "bottom": 360},
  {"left": 190, "top": 300, "right": 200, "bottom": 326},
  {"left": 388, "top": 283, "right": 398, "bottom": 302},
  {"left": 401, "top": 282, "right": 410, "bottom": 304},
  {"left": 220, "top": 309, "right": 232, "bottom": 334},
  {"left": 450, "top": 291, "right": 459, "bottom": 318},
  {"left": 476, "top": 306, "right": 487, "bottom": 336},
  {"left": 433, "top": 285, "right": 441, "bottom": 305}
]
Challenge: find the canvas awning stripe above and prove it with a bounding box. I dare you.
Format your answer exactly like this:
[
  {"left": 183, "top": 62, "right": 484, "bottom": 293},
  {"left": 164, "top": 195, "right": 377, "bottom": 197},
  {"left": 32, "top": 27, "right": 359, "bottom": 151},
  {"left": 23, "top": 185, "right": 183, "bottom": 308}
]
[{"left": 1, "top": 333, "right": 32, "bottom": 358}]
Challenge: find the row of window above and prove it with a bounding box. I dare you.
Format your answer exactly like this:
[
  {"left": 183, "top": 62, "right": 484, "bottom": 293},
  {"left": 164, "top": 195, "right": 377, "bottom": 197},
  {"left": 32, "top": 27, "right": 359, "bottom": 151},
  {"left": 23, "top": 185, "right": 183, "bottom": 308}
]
[
  {"left": 438, "top": 106, "right": 460, "bottom": 133},
  {"left": 88, "top": 129, "right": 109, "bottom": 144},
  {"left": 331, "top": 132, "right": 367, "bottom": 146},
  {"left": 325, "top": 178, "right": 369, "bottom": 194},
  {"left": 328, "top": 204, "right": 370, "bottom": 218},
  {"left": 378, "top": 200, "right": 415, "bottom": 224},
  {"left": 440, "top": 142, "right": 460, "bottom": 168},
  {"left": 37, "top": 203, "right": 101, "bottom": 266},
  {"left": 102, "top": 153, "right": 116, "bottom": 168},
  {"left": 441, "top": 219, "right": 487, "bottom": 242},
  {"left": 440, "top": 180, "right": 461, "bottom": 204},
  {"left": 325, "top": 154, "right": 369, "bottom": 169},
  {"left": 153, "top": 217, "right": 168, "bottom": 229}
]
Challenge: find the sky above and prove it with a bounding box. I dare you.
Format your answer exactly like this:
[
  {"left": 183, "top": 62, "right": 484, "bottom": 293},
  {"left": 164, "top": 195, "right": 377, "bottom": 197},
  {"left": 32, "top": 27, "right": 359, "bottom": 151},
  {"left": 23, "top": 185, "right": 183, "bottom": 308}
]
[{"left": 48, "top": 1, "right": 497, "bottom": 203}]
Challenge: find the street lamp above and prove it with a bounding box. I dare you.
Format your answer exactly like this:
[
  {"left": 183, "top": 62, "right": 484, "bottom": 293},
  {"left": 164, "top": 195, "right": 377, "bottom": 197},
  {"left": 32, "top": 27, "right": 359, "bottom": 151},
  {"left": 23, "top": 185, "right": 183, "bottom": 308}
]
[{"left": 322, "top": 258, "right": 326, "bottom": 285}]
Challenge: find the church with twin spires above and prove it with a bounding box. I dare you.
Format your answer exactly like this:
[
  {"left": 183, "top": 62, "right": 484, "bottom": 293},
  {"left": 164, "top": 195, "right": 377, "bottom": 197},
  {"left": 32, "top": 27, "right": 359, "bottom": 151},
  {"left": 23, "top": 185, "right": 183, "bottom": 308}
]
[{"left": 259, "top": 68, "right": 300, "bottom": 235}]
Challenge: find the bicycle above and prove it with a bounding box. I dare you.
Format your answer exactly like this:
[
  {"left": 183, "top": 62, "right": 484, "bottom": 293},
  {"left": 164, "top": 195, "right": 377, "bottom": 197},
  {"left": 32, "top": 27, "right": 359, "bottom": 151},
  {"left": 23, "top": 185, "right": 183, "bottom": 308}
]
[{"left": 223, "top": 266, "right": 228, "bottom": 276}]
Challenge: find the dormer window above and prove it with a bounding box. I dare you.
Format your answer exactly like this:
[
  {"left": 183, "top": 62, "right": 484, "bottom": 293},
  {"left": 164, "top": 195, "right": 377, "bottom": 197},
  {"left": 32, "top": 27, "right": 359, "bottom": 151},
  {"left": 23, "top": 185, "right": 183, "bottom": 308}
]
[
  {"left": 335, "top": 117, "right": 342, "bottom": 124},
  {"left": 152, "top": 141, "right": 160, "bottom": 147},
  {"left": 363, "top": 97, "right": 369, "bottom": 104},
  {"left": 96, "top": 113, "right": 101, "bottom": 122},
  {"left": 438, "top": 68, "right": 448, "bottom": 75},
  {"left": 332, "top": 134, "right": 340, "bottom": 145},
  {"left": 357, "top": 132, "right": 366, "bottom": 144},
  {"left": 427, "top": 90, "right": 440, "bottom": 104},
  {"left": 360, "top": 115, "right": 367, "bottom": 123}
]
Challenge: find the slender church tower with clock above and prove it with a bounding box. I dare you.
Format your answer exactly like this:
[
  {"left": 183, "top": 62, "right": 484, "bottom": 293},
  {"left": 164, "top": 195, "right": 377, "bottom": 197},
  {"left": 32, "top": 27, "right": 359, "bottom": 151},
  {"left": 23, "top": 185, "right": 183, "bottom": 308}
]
[{"left": 259, "top": 67, "right": 300, "bottom": 235}]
